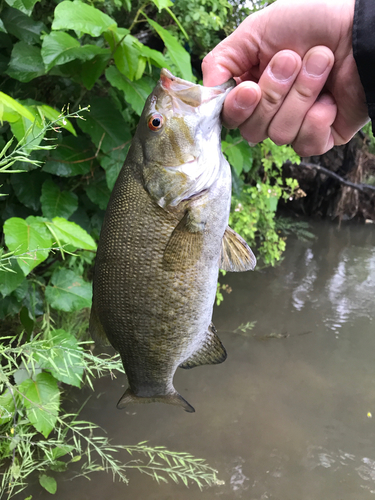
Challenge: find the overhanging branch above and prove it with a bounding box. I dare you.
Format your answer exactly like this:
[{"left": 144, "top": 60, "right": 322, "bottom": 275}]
[{"left": 284, "top": 161, "right": 375, "bottom": 194}]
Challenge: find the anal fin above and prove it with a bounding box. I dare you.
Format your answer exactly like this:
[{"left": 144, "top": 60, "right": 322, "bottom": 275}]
[
  {"left": 220, "top": 225, "right": 256, "bottom": 272},
  {"left": 89, "top": 305, "right": 110, "bottom": 346},
  {"left": 163, "top": 211, "right": 204, "bottom": 270},
  {"left": 117, "top": 388, "right": 195, "bottom": 413},
  {"left": 179, "top": 323, "right": 227, "bottom": 369}
]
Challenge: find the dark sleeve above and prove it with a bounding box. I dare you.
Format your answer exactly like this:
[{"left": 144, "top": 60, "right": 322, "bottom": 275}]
[{"left": 353, "top": 0, "right": 375, "bottom": 131}]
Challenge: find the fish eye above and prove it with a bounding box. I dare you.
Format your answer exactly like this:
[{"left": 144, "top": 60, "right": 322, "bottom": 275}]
[{"left": 148, "top": 113, "right": 164, "bottom": 131}]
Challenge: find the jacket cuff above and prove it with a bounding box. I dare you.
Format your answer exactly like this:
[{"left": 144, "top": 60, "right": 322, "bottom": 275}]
[{"left": 353, "top": 0, "right": 375, "bottom": 130}]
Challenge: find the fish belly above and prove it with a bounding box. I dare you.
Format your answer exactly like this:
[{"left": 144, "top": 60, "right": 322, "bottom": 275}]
[{"left": 91, "top": 163, "right": 226, "bottom": 399}]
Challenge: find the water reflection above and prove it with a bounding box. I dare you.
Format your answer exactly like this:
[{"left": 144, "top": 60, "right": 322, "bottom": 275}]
[{"left": 25, "top": 221, "right": 375, "bottom": 500}]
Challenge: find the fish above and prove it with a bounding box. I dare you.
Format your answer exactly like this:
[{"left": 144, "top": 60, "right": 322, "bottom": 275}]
[{"left": 89, "top": 68, "right": 256, "bottom": 413}]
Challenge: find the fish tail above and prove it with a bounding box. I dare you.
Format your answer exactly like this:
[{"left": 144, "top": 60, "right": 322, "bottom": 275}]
[{"left": 117, "top": 388, "right": 195, "bottom": 413}]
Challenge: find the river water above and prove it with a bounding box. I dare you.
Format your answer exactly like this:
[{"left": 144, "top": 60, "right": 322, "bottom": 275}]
[{"left": 29, "top": 221, "right": 375, "bottom": 500}]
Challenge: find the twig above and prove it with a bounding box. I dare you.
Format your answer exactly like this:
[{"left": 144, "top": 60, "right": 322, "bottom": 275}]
[{"left": 285, "top": 160, "right": 375, "bottom": 195}]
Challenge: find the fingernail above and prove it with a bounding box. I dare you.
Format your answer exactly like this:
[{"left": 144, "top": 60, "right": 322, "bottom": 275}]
[
  {"left": 269, "top": 53, "right": 298, "bottom": 81},
  {"left": 305, "top": 52, "right": 331, "bottom": 77},
  {"left": 235, "top": 86, "right": 258, "bottom": 109}
]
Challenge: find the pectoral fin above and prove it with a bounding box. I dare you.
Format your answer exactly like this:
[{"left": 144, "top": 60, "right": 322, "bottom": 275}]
[
  {"left": 163, "top": 211, "right": 204, "bottom": 270},
  {"left": 179, "top": 323, "right": 227, "bottom": 369},
  {"left": 89, "top": 305, "right": 110, "bottom": 346},
  {"left": 117, "top": 388, "right": 195, "bottom": 413},
  {"left": 220, "top": 226, "right": 257, "bottom": 272}
]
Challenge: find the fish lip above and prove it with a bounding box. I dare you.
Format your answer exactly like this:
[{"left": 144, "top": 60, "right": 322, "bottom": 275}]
[{"left": 159, "top": 68, "right": 235, "bottom": 100}]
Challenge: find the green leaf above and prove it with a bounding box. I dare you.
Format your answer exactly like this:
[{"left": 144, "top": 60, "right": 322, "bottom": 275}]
[
  {"left": 104, "top": 29, "right": 139, "bottom": 80},
  {"left": 47, "top": 217, "right": 96, "bottom": 250},
  {"left": 0, "top": 259, "right": 25, "bottom": 297},
  {"left": 150, "top": 0, "right": 173, "bottom": 11},
  {"left": 0, "top": 389, "right": 15, "bottom": 424},
  {"left": 2, "top": 7, "right": 47, "bottom": 45},
  {"left": 86, "top": 174, "right": 110, "bottom": 210},
  {"left": 19, "top": 372, "right": 60, "bottom": 438},
  {"left": 50, "top": 444, "right": 75, "bottom": 460},
  {"left": 147, "top": 19, "right": 193, "bottom": 81},
  {"left": 0, "top": 295, "right": 23, "bottom": 319},
  {"left": 4, "top": 0, "right": 41, "bottom": 16},
  {"left": 106, "top": 66, "right": 154, "bottom": 116},
  {"left": 52, "top": 0, "right": 117, "bottom": 37},
  {"left": 35, "top": 330, "right": 84, "bottom": 387},
  {"left": 0, "top": 91, "right": 36, "bottom": 123},
  {"left": 81, "top": 52, "right": 111, "bottom": 90},
  {"left": 10, "top": 170, "right": 49, "bottom": 211},
  {"left": 4, "top": 217, "right": 52, "bottom": 275},
  {"left": 43, "top": 135, "right": 93, "bottom": 177},
  {"left": 7, "top": 41, "right": 45, "bottom": 83},
  {"left": 224, "top": 145, "right": 244, "bottom": 177},
  {"left": 50, "top": 461, "right": 68, "bottom": 472},
  {"left": 41, "top": 179, "right": 78, "bottom": 220},
  {"left": 41, "top": 32, "right": 110, "bottom": 72},
  {"left": 20, "top": 305, "right": 34, "bottom": 335},
  {"left": 137, "top": 42, "right": 169, "bottom": 69},
  {"left": 45, "top": 268, "right": 92, "bottom": 312},
  {"left": 77, "top": 97, "right": 131, "bottom": 153},
  {"left": 236, "top": 141, "right": 254, "bottom": 173},
  {"left": 39, "top": 474, "right": 57, "bottom": 494},
  {"left": 9, "top": 107, "right": 45, "bottom": 152},
  {"left": 100, "top": 145, "right": 129, "bottom": 190}
]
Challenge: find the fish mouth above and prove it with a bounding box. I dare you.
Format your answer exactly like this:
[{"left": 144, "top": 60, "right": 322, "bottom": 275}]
[{"left": 159, "top": 68, "right": 235, "bottom": 107}]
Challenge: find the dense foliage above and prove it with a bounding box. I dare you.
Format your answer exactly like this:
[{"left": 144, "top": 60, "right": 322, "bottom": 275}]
[{"left": 0, "top": 0, "right": 301, "bottom": 497}]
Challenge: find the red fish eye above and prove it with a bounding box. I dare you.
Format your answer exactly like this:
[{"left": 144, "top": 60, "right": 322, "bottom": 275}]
[{"left": 148, "top": 113, "right": 163, "bottom": 131}]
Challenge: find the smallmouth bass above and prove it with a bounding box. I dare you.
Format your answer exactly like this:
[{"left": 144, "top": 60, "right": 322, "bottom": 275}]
[{"left": 89, "top": 69, "right": 256, "bottom": 413}]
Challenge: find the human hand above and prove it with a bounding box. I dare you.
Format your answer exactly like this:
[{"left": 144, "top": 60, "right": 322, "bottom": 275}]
[{"left": 202, "top": 0, "right": 369, "bottom": 156}]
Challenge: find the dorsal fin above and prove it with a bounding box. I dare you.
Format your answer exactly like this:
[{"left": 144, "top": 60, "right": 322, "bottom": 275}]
[
  {"left": 179, "top": 323, "right": 227, "bottom": 369},
  {"left": 220, "top": 226, "right": 256, "bottom": 272}
]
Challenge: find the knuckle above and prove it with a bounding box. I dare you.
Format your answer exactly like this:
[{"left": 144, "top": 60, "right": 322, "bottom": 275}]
[
  {"left": 268, "top": 127, "right": 293, "bottom": 146},
  {"left": 262, "top": 88, "right": 283, "bottom": 108},
  {"left": 240, "top": 125, "right": 265, "bottom": 145},
  {"left": 295, "top": 85, "right": 315, "bottom": 102}
]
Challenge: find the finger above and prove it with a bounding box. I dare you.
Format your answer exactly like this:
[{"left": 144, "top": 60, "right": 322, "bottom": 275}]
[
  {"left": 291, "top": 93, "right": 337, "bottom": 156},
  {"left": 239, "top": 50, "right": 302, "bottom": 144},
  {"left": 221, "top": 82, "right": 262, "bottom": 129},
  {"left": 268, "top": 46, "right": 334, "bottom": 146}
]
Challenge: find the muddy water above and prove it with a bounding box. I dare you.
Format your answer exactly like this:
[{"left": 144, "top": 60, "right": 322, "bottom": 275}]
[{"left": 32, "top": 221, "right": 375, "bottom": 499}]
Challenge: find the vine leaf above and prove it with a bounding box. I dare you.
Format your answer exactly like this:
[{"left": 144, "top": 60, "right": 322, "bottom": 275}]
[
  {"left": 19, "top": 372, "right": 60, "bottom": 438},
  {"left": 35, "top": 329, "right": 84, "bottom": 387},
  {"left": 52, "top": 0, "right": 117, "bottom": 37},
  {"left": 2, "top": 6, "right": 47, "bottom": 44},
  {"left": 45, "top": 268, "right": 92, "bottom": 312},
  {"left": 146, "top": 19, "right": 193, "bottom": 81},
  {"left": 47, "top": 217, "right": 96, "bottom": 250},
  {"left": 4, "top": 216, "right": 52, "bottom": 275},
  {"left": 105, "top": 66, "right": 154, "bottom": 116},
  {"left": 39, "top": 474, "right": 57, "bottom": 494},
  {"left": 41, "top": 179, "right": 78, "bottom": 220},
  {"left": 6, "top": 41, "right": 45, "bottom": 82},
  {"left": 4, "top": 0, "right": 41, "bottom": 16},
  {"left": 41, "top": 31, "right": 110, "bottom": 72},
  {"left": 77, "top": 97, "right": 131, "bottom": 153}
]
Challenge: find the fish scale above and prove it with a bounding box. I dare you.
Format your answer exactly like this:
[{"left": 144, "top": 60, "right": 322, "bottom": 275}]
[{"left": 90, "top": 69, "right": 256, "bottom": 412}]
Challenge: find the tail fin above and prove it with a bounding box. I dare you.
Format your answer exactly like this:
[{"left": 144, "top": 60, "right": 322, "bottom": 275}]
[{"left": 117, "top": 388, "right": 195, "bottom": 413}]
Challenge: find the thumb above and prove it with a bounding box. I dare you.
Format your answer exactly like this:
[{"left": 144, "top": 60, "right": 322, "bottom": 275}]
[{"left": 202, "top": 13, "right": 262, "bottom": 86}]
